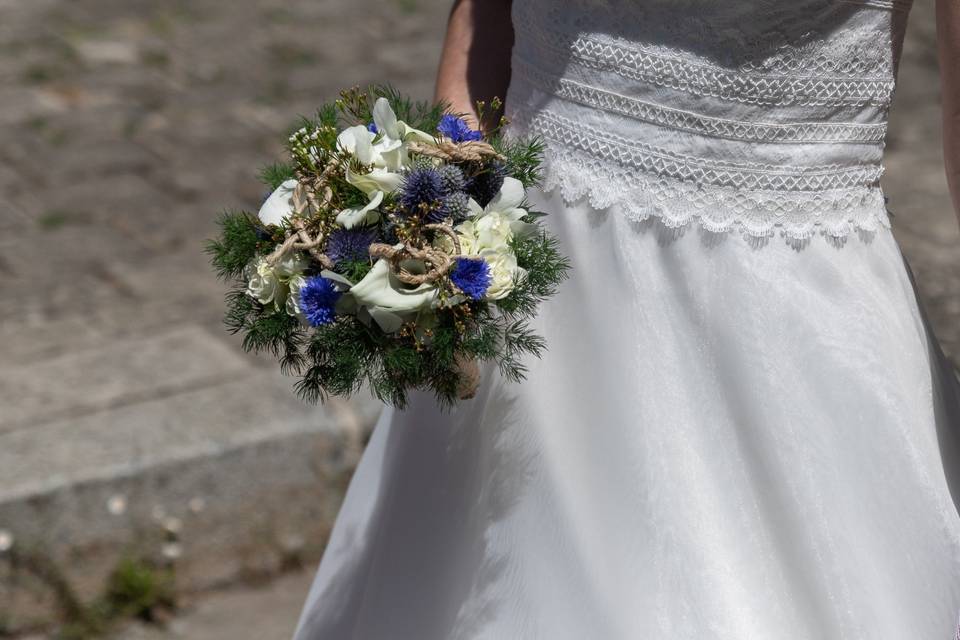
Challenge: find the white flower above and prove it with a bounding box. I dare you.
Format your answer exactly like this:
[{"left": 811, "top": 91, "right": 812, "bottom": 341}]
[
  {"left": 258, "top": 179, "right": 299, "bottom": 226},
  {"left": 450, "top": 177, "right": 537, "bottom": 255},
  {"left": 344, "top": 166, "right": 403, "bottom": 198},
  {"left": 244, "top": 252, "right": 310, "bottom": 313},
  {"left": 336, "top": 190, "right": 384, "bottom": 229},
  {"left": 471, "top": 177, "right": 538, "bottom": 243},
  {"left": 348, "top": 254, "right": 439, "bottom": 332},
  {"left": 245, "top": 257, "right": 281, "bottom": 306},
  {"left": 480, "top": 248, "right": 526, "bottom": 300},
  {"left": 335, "top": 98, "right": 436, "bottom": 228},
  {"left": 286, "top": 274, "right": 307, "bottom": 318}
]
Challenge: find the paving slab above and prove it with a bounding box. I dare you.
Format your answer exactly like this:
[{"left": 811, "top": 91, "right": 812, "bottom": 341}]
[{"left": 0, "top": 325, "right": 251, "bottom": 434}]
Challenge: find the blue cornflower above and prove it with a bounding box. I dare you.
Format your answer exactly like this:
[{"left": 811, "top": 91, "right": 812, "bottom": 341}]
[
  {"left": 299, "top": 276, "right": 342, "bottom": 327},
  {"left": 367, "top": 121, "right": 378, "bottom": 134},
  {"left": 449, "top": 257, "right": 492, "bottom": 301},
  {"left": 399, "top": 166, "right": 444, "bottom": 214},
  {"left": 326, "top": 228, "right": 377, "bottom": 265},
  {"left": 437, "top": 114, "right": 483, "bottom": 143}
]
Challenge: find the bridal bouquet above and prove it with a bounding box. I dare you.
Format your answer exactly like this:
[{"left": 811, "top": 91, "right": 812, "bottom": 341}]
[{"left": 208, "top": 86, "right": 569, "bottom": 408}]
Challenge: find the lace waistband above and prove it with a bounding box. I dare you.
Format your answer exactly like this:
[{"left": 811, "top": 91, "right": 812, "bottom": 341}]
[{"left": 508, "top": 107, "right": 890, "bottom": 241}]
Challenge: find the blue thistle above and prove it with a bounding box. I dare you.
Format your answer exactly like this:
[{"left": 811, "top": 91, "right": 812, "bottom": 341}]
[
  {"left": 299, "top": 276, "right": 342, "bottom": 326},
  {"left": 436, "top": 164, "right": 466, "bottom": 194},
  {"left": 437, "top": 114, "right": 483, "bottom": 143},
  {"left": 399, "top": 166, "right": 444, "bottom": 215},
  {"left": 449, "top": 257, "right": 492, "bottom": 301},
  {"left": 466, "top": 160, "right": 507, "bottom": 208},
  {"left": 435, "top": 191, "right": 470, "bottom": 223},
  {"left": 326, "top": 228, "right": 377, "bottom": 265}
]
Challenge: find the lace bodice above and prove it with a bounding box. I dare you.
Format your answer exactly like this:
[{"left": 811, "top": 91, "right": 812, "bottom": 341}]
[{"left": 503, "top": 0, "right": 913, "bottom": 239}]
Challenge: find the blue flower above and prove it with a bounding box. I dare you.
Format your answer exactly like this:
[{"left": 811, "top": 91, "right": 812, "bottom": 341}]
[
  {"left": 449, "top": 257, "right": 492, "bottom": 301},
  {"left": 326, "top": 228, "right": 377, "bottom": 265},
  {"left": 466, "top": 159, "right": 507, "bottom": 207},
  {"left": 367, "top": 121, "right": 378, "bottom": 134},
  {"left": 399, "top": 166, "right": 444, "bottom": 214},
  {"left": 437, "top": 114, "right": 483, "bottom": 143},
  {"left": 436, "top": 191, "right": 470, "bottom": 223},
  {"left": 299, "top": 276, "right": 342, "bottom": 326},
  {"left": 436, "top": 164, "right": 466, "bottom": 194}
]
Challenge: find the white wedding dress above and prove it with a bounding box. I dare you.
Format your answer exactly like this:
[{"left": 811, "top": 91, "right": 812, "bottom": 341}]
[{"left": 294, "top": 0, "right": 960, "bottom": 637}]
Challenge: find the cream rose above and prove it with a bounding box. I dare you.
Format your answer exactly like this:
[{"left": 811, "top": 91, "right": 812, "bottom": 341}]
[{"left": 480, "top": 248, "right": 526, "bottom": 300}]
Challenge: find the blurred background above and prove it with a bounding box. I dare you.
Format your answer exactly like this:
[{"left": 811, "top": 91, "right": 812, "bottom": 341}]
[{"left": 0, "top": 0, "right": 957, "bottom": 638}]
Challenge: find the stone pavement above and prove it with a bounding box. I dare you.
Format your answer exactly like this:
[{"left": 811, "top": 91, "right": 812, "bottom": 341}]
[
  {"left": 0, "top": 0, "right": 450, "bottom": 634},
  {"left": 0, "top": 0, "right": 957, "bottom": 637}
]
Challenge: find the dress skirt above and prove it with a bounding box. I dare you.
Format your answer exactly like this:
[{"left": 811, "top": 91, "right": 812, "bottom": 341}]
[{"left": 293, "top": 187, "right": 960, "bottom": 639}]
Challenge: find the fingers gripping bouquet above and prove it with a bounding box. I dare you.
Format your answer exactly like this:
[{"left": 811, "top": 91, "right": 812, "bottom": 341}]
[{"left": 208, "top": 87, "right": 569, "bottom": 408}]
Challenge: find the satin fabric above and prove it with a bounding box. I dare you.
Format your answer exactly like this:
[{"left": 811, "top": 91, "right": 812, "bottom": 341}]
[{"left": 293, "top": 188, "right": 960, "bottom": 639}]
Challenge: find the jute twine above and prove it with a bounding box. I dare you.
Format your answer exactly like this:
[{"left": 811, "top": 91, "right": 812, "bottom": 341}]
[
  {"left": 367, "top": 223, "right": 462, "bottom": 286},
  {"left": 407, "top": 140, "right": 505, "bottom": 163},
  {"left": 454, "top": 353, "right": 481, "bottom": 399},
  {"left": 266, "top": 159, "right": 339, "bottom": 269}
]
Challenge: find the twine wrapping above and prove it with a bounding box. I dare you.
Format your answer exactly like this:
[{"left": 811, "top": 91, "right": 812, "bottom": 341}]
[
  {"left": 265, "top": 159, "right": 339, "bottom": 269},
  {"left": 366, "top": 223, "right": 462, "bottom": 286},
  {"left": 407, "top": 140, "right": 505, "bottom": 163},
  {"left": 454, "top": 353, "right": 481, "bottom": 399}
]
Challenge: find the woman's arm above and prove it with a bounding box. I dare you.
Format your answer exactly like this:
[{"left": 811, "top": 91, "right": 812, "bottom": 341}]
[
  {"left": 434, "top": 0, "right": 514, "bottom": 130},
  {"left": 938, "top": 0, "right": 960, "bottom": 229}
]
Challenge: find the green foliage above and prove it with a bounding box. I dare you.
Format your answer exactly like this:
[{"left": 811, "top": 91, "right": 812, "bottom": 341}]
[
  {"left": 102, "top": 557, "right": 176, "bottom": 622},
  {"left": 241, "top": 307, "right": 308, "bottom": 375},
  {"left": 493, "top": 134, "right": 546, "bottom": 188},
  {"left": 369, "top": 84, "right": 449, "bottom": 133},
  {"left": 335, "top": 257, "right": 373, "bottom": 283},
  {"left": 258, "top": 162, "right": 295, "bottom": 190},
  {"left": 498, "top": 230, "right": 572, "bottom": 317},
  {"left": 206, "top": 211, "right": 262, "bottom": 280}
]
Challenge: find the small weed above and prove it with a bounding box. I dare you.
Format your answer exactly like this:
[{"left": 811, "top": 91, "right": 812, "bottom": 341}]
[
  {"left": 22, "top": 64, "right": 58, "bottom": 84},
  {"left": 140, "top": 49, "right": 171, "bottom": 69},
  {"left": 37, "top": 210, "right": 86, "bottom": 230}
]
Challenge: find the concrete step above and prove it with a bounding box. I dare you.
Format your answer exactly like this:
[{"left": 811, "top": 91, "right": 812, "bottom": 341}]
[
  {"left": 0, "top": 324, "right": 382, "bottom": 633},
  {"left": 0, "top": 324, "right": 250, "bottom": 434}
]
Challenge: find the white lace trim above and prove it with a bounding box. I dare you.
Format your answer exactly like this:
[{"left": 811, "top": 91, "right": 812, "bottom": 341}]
[
  {"left": 513, "top": 60, "right": 889, "bottom": 144},
  {"left": 516, "top": 6, "right": 896, "bottom": 107},
  {"left": 530, "top": 111, "right": 885, "bottom": 193},
  {"left": 536, "top": 143, "right": 890, "bottom": 241}
]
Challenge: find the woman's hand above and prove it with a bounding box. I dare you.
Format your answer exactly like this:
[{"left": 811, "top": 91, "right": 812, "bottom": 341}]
[
  {"left": 434, "top": 0, "right": 514, "bottom": 131},
  {"left": 938, "top": 0, "right": 960, "bottom": 230}
]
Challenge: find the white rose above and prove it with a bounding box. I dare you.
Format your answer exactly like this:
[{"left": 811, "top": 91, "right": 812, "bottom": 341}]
[
  {"left": 480, "top": 248, "right": 526, "bottom": 300},
  {"left": 258, "top": 179, "right": 299, "bottom": 226},
  {"left": 244, "top": 252, "right": 309, "bottom": 313},
  {"left": 245, "top": 257, "right": 281, "bottom": 306},
  {"left": 285, "top": 274, "right": 307, "bottom": 319},
  {"left": 473, "top": 211, "right": 515, "bottom": 252},
  {"left": 434, "top": 220, "right": 477, "bottom": 256}
]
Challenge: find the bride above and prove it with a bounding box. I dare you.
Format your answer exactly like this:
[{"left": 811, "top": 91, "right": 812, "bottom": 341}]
[{"left": 293, "top": 0, "right": 960, "bottom": 637}]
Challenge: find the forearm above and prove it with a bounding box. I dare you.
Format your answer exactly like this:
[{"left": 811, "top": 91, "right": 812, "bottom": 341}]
[
  {"left": 937, "top": 0, "right": 960, "bottom": 229},
  {"left": 434, "top": 0, "right": 514, "bottom": 130}
]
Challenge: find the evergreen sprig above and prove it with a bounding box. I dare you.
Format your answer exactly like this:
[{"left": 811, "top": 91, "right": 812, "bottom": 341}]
[{"left": 206, "top": 211, "right": 262, "bottom": 280}]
